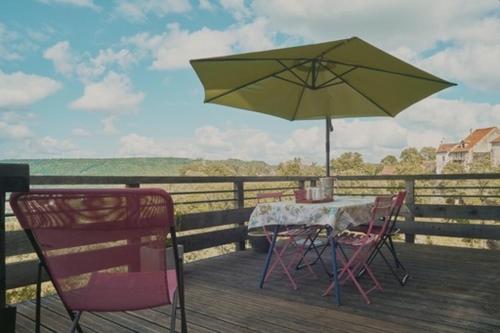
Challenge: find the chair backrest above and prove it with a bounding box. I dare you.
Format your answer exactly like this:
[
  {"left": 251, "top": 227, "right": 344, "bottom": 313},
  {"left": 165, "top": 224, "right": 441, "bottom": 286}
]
[
  {"left": 365, "top": 195, "right": 394, "bottom": 239},
  {"left": 10, "top": 188, "right": 176, "bottom": 311},
  {"left": 256, "top": 191, "right": 283, "bottom": 203},
  {"left": 386, "top": 190, "right": 407, "bottom": 233}
]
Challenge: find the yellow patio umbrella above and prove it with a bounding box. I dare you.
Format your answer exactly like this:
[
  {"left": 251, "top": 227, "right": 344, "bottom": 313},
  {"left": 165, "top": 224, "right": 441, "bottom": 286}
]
[{"left": 190, "top": 37, "right": 455, "bottom": 175}]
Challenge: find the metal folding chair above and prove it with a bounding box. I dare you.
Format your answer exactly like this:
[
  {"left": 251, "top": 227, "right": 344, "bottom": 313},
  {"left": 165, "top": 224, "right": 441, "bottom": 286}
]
[
  {"left": 10, "top": 188, "right": 187, "bottom": 333},
  {"left": 256, "top": 192, "right": 318, "bottom": 290},
  {"left": 323, "top": 196, "right": 393, "bottom": 304},
  {"left": 350, "top": 191, "right": 409, "bottom": 285}
]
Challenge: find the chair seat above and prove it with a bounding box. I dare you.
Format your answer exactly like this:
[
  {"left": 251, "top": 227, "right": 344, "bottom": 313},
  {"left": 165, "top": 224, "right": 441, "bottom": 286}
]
[
  {"left": 64, "top": 270, "right": 178, "bottom": 311},
  {"left": 349, "top": 224, "right": 400, "bottom": 236},
  {"left": 336, "top": 232, "right": 377, "bottom": 247}
]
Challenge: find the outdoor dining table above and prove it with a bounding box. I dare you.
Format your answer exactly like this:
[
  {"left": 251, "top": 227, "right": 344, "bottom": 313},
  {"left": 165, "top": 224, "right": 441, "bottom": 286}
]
[{"left": 248, "top": 196, "right": 375, "bottom": 305}]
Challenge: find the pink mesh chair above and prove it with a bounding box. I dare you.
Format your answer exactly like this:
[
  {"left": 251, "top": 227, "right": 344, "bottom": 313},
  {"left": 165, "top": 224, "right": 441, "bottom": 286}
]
[
  {"left": 256, "top": 192, "right": 318, "bottom": 290},
  {"left": 323, "top": 196, "right": 394, "bottom": 304},
  {"left": 10, "top": 188, "right": 187, "bottom": 333}
]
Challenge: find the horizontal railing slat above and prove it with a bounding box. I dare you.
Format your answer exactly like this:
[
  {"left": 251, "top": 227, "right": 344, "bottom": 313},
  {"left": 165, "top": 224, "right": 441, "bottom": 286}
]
[
  {"left": 397, "top": 221, "right": 500, "bottom": 240},
  {"left": 177, "top": 207, "right": 253, "bottom": 231},
  {"left": 178, "top": 226, "right": 247, "bottom": 253},
  {"left": 30, "top": 175, "right": 317, "bottom": 185},
  {"left": 6, "top": 260, "right": 50, "bottom": 289},
  {"left": 414, "top": 204, "right": 500, "bottom": 220}
]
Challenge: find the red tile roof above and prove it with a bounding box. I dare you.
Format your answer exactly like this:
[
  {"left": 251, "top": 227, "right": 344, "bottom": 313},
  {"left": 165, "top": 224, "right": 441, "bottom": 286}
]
[
  {"left": 451, "top": 127, "right": 497, "bottom": 153},
  {"left": 437, "top": 143, "right": 457, "bottom": 153}
]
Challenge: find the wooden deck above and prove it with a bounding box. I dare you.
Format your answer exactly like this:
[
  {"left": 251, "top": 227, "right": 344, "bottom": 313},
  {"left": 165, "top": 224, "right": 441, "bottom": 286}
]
[{"left": 15, "top": 243, "right": 500, "bottom": 333}]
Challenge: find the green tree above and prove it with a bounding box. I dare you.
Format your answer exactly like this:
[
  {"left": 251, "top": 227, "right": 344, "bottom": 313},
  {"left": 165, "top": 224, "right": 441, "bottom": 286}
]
[
  {"left": 420, "top": 147, "right": 437, "bottom": 161},
  {"left": 400, "top": 147, "right": 423, "bottom": 164},
  {"left": 332, "top": 152, "right": 372, "bottom": 175},
  {"left": 276, "top": 158, "right": 304, "bottom": 176},
  {"left": 469, "top": 154, "right": 493, "bottom": 173},
  {"left": 380, "top": 155, "right": 397, "bottom": 165},
  {"left": 442, "top": 161, "right": 466, "bottom": 174}
]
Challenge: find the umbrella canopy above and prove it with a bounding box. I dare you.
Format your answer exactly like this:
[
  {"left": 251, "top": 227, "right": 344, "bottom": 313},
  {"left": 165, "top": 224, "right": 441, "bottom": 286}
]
[{"left": 190, "top": 37, "right": 455, "bottom": 175}]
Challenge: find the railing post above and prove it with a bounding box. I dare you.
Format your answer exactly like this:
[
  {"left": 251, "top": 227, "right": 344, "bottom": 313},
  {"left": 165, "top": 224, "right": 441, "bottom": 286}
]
[
  {"left": 298, "top": 180, "right": 305, "bottom": 189},
  {"left": 404, "top": 178, "right": 416, "bottom": 243},
  {"left": 0, "top": 164, "right": 29, "bottom": 332},
  {"left": 125, "top": 183, "right": 141, "bottom": 271},
  {"left": 233, "top": 181, "right": 245, "bottom": 251}
]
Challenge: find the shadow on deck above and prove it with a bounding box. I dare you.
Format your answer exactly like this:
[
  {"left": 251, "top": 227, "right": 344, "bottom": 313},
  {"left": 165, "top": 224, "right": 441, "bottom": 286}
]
[{"left": 15, "top": 243, "right": 500, "bottom": 333}]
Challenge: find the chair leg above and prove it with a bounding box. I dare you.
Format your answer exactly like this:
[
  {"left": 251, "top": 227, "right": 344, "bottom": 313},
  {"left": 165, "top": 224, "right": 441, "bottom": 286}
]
[
  {"left": 170, "top": 290, "right": 178, "bottom": 333},
  {"left": 178, "top": 259, "right": 188, "bottom": 333},
  {"left": 384, "top": 236, "right": 410, "bottom": 285},
  {"left": 35, "top": 261, "right": 42, "bottom": 333},
  {"left": 69, "top": 311, "right": 82, "bottom": 333}
]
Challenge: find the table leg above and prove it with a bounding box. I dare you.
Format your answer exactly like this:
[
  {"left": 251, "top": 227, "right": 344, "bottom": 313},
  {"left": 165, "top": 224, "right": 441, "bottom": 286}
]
[
  {"left": 259, "top": 225, "right": 279, "bottom": 289},
  {"left": 328, "top": 227, "right": 341, "bottom": 305}
]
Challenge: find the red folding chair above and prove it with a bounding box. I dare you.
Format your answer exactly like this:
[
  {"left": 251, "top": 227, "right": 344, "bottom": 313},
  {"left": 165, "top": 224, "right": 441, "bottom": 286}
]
[
  {"left": 323, "top": 196, "right": 393, "bottom": 304},
  {"left": 255, "top": 192, "right": 318, "bottom": 290},
  {"left": 350, "top": 191, "right": 409, "bottom": 285},
  {"left": 10, "top": 188, "right": 187, "bottom": 333}
]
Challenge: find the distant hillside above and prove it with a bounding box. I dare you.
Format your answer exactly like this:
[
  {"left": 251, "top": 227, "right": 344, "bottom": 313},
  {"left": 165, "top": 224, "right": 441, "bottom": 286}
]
[{"left": 0, "top": 157, "right": 194, "bottom": 176}]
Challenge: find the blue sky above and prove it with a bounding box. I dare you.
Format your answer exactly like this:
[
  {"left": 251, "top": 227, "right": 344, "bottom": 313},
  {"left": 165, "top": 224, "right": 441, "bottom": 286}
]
[{"left": 0, "top": 0, "right": 499, "bottom": 163}]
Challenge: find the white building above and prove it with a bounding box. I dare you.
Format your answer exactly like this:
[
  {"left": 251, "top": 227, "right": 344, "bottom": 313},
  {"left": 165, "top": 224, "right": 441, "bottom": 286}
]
[{"left": 436, "top": 127, "right": 500, "bottom": 174}]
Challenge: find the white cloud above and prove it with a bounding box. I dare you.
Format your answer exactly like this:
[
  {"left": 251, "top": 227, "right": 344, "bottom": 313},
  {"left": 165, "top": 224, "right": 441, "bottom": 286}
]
[
  {"left": 101, "top": 116, "right": 118, "bottom": 134},
  {"left": 250, "top": 0, "right": 495, "bottom": 51},
  {"left": 219, "top": 0, "right": 251, "bottom": 21},
  {"left": 115, "top": 0, "right": 192, "bottom": 22},
  {"left": 23, "top": 136, "right": 85, "bottom": 157},
  {"left": 0, "top": 22, "right": 21, "bottom": 61},
  {"left": 116, "top": 97, "right": 500, "bottom": 163},
  {"left": 37, "top": 0, "right": 99, "bottom": 11},
  {"left": 70, "top": 72, "right": 144, "bottom": 114},
  {"left": 198, "top": 0, "right": 215, "bottom": 11},
  {"left": 44, "top": 41, "right": 74, "bottom": 76},
  {"left": 44, "top": 41, "right": 139, "bottom": 81},
  {"left": 420, "top": 42, "right": 500, "bottom": 92},
  {"left": 0, "top": 121, "right": 31, "bottom": 140},
  {"left": 0, "top": 70, "right": 61, "bottom": 108},
  {"left": 71, "top": 127, "right": 90, "bottom": 136},
  {"left": 125, "top": 18, "right": 275, "bottom": 70},
  {"left": 76, "top": 48, "right": 138, "bottom": 81}
]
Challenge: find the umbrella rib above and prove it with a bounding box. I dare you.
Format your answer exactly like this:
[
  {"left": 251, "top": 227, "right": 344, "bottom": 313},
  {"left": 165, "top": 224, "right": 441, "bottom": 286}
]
[
  {"left": 273, "top": 75, "right": 308, "bottom": 88},
  {"left": 322, "top": 59, "right": 456, "bottom": 86},
  {"left": 318, "top": 38, "right": 355, "bottom": 58},
  {"left": 320, "top": 64, "right": 393, "bottom": 117},
  {"left": 276, "top": 59, "right": 310, "bottom": 87},
  {"left": 316, "top": 66, "right": 357, "bottom": 89},
  {"left": 291, "top": 69, "right": 312, "bottom": 121},
  {"left": 204, "top": 59, "right": 312, "bottom": 103}
]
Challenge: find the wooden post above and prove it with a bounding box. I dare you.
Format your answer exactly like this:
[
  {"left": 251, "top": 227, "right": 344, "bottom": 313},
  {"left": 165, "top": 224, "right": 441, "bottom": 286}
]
[
  {"left": 233, "top": 181, "right": 245, "bottom": 251},
  {"left": 310, "top": 179, "right": 317, "bottom": 187},
  {"left": 298, "top": 180, "right": 305, "bottom": 190},
  {"left": 0, "top": 164, "right": 29, "bottom": 331},
  {"left": 125, "top": 183, "right": 141, "bottom": 271},
  {"left": 404, "top": 178, "right": 416, "bottom": 243}
]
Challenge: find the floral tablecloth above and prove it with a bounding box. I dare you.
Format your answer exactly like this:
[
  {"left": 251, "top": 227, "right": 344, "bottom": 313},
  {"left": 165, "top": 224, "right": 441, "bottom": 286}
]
[{"left": 248, "top": 196, "right": 375, "bottom": 234}]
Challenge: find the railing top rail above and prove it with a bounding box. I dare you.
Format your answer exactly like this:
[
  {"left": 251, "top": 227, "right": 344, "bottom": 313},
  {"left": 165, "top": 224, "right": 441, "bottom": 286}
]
[
  {"left": 28, "top": 173, "right": 500, "bottom": 185},
  {"left": 335, "top": 173, "right": 500, "bottom": 181},
  {"left": 30, "top": 175, "right": 319, "bottom": 185}
]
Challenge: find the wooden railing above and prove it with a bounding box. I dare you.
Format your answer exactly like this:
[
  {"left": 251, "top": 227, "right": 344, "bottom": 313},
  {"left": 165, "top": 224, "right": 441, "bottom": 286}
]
[{"left": 1, "top": 168, "right": 500, "bottom": 303}]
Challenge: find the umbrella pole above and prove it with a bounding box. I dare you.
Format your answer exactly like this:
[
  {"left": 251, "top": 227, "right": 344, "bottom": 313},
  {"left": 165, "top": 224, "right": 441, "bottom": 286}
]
[{"left": 325, "top": 116, "right": 331, "bottom": 176}]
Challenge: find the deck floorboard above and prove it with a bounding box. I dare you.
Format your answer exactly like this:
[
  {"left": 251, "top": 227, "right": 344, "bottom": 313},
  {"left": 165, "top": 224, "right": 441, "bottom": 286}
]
[{"left": 15, "top": 243, "right": 500, "bottom": 333}]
